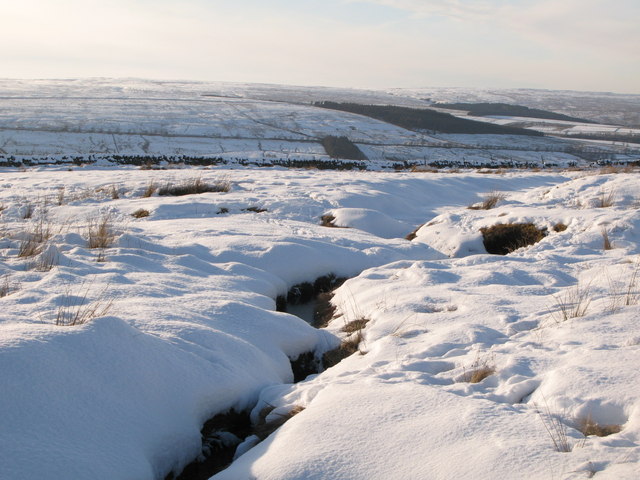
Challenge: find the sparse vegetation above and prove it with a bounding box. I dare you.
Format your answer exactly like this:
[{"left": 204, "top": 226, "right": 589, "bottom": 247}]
[
  {"left": 575, "top": 414, "right": 622, "bottom": 437},
  {"left": 18, "top": 235, "right": 45, "bottom": 258},
  {"left": 87, "top": 215, "right": 116, "bottom": 249},
  {"left": 320, "top": 214, "right": 346, "bottom": 228},
  {"left": 157, "top": 177, "right": 231, "bottom": 196},
  {"left": 0, "top": 274, "right": 19, "bottom": 297},
  {"left": 481, "top": 222, "right": 547, "bottom": 255},
  {"left": 243, "top": 206, "right": 268, "bottom": 213},
  {"left": 552, "top": 280, "right": 592, "bottom": 323},
  {"left": 21, "top": 202, "right": 34, "bottom": 219},
  {"left": 142, "top": 181, "right": 158, "bottom": 198},
  {"left": 131, "top": 208, "right": 150, "bottom": 218},
  {"left": 553, "top": 223, "right": 568, "bottom": 232},
  {"left": 597, "top": 189, "right": 616, "bottom": 208},
  {"left": 54, "top": 285, "right": 113, "bottom": 326},
  {"left": 468, "top": 191, "right": 506, "bottom": 210},
  {"left": 322, "top": 334, "right": 363, "bottom": 369},
  {"left": 462, "top": 354, "right": 496, "bottom": 383},
  {"left": 534, "top": 402, "right": 572, "bottom": 453},
  {"left": 17, "top": 218, "right": 54, "bottom": 258},
  {"left": 56, "top": 187, "right": 65, "bottom": 206},
  {"left": 405, "top": 224, "right": 423, "bottom": 241},
  {"left": 253, "top": 405, "right": 305, "bottom": 441},
  {"left": 601, "top": 227, "right": 613, "bottom": 250},
  {"left": 341, "top": 318, "right": 369, "bottom": 334}
]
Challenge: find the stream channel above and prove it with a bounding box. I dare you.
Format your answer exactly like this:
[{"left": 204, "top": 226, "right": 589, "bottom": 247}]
[{"left": 168, "top": 274, "right": 347, "bottom": 480}]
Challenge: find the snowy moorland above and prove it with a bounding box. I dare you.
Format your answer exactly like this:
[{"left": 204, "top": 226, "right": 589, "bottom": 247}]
[
  {"left": 0, "top": 164, "right": 639, "bottom": 479},
  {"left": 1, "top": 79, "right": 638, "bottom": 168}
]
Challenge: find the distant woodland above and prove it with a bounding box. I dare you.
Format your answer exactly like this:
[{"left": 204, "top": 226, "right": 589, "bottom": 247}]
[
  {"left": 436, "top": 102, "right": 595, "bottom": 124},
  {"left": 315, "top": 102, "right": 544, "bottom": 136}
]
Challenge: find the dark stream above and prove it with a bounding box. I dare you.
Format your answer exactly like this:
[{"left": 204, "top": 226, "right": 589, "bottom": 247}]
[{"left": 169, "top": 274, "right": 346, "bottom": 480}]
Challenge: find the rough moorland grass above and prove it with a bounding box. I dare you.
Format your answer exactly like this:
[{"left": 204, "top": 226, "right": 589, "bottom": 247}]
[
  {"left": 597, "top": 189, "right": 616, "bottom": 208},
  {"left": 142, "top": 181, "right": 158, "bottom": 198},
  {"left": 55, "top": 286, "right": 113, "bottom": 326},
  {"left": 0, "top": 274, "right": 19, "bottom": 297},
  {"left": 158, "top": 177, "right": 231, "bottom": 196},
  {"left": 17, "top": 218, "right": 54, "bottom": 258},
  {"left": 461, "top": 355, "right": 496, "bottom": 383},
  {"left": 87, "top": 215, "right": 115, "bottom": 249},
  {"left": 575, "top": 414, "right": 622, "bottom": 437},
  {"left": 551, "top": 281, "right": 592, "bottom": 323},
  {"left": 320, "top": 214, "right": 339, "bottom": 227},
  {"left": 535, "top": 402, "right": 572, "bottom": 453},
  {"left": 131, "top": 208, "right": 150, "bottom": 218},
  {"left": 468, "top": 191, "right": 506, "bottom": 210},
  {"left": 481, "top": 222, "right": 547, "bottom": 255},
  {"left": 601, "top": 227, "right": 613, "bottom": 250}
]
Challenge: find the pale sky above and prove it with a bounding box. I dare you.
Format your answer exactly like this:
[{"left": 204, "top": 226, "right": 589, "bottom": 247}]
[{"left": 2, "top": 0, "right": 638, "bottom": 93}]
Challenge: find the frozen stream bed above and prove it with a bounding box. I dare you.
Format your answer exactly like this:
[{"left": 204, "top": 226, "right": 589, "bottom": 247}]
[{"left": 0, "top": 166, "right": 638, "bottom": 479}]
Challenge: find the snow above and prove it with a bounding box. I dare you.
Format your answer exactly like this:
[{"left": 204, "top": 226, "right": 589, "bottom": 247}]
[{"left": 1, "top": 164, "right": 639, "bottom": 479}]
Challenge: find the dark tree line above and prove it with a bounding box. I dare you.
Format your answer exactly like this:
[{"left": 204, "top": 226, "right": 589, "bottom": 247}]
[
  {"left": 314, "top": 101, "right": 544, "bottom": 136},
  {"left": 436, "top": 102, "right": 595, "bottom": 124}
]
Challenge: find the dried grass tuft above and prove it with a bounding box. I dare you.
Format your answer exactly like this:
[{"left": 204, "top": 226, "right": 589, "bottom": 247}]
[
  {"left": 54, "top": 284, "right": 113, "bottom": 326},
  {"left": 87, "top": 215, "right": 115, "bottom": 249},
  {"left": 576, "top": 414, "right": 622, "bottom": 437},
  {"left": 468, "top": 191, "right": 506, "bottom": 210},
  {"left": 158, "top": 177, "right": 231, "bottom": 196},
  {"left": 131, "top": 208, "right": 150, "bottom": 218}
]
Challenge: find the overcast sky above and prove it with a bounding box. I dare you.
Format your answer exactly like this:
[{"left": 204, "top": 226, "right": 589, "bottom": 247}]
[{"left": 2, "top": 0, "right": 638, "bottom": 93}]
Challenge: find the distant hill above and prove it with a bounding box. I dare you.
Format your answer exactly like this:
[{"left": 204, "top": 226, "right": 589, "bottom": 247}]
[
  {"left": 436, "top": 102, "right": 595, "bottom": 124},
  {"left": 315, "top": 102, "right": 543, "bottom": 136}
]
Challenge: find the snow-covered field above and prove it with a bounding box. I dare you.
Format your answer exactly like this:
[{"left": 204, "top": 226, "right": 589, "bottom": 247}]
[{"left": 1, "top": 164, "right": 639, "bottom": 479}]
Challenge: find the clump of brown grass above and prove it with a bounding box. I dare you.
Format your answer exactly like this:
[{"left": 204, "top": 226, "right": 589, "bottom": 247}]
[
  {"left": 142, "top": 181, "right": 158, "bottom": 198},
  {"left": 320, "top": 214, "right": 340, "bottom": 227},
  {"left": 601, "top": 227, "right": 613, "bottom": 250},
  {"left": 597, "top": 189, "right": 616, "bottom": 208},
  {"left": 575, "top": 414, "right": 622, "bottom": 437},
  {"left": 18, "top": 235, "right": 45, "bottom": 258},
  {"left": 243, "top": 206, "right": 268, "bottom": 213},
  {"left": 131, "top": 208, "right": 150, "bottom": 218},
  {"left": 405, "top": 224, "right": 424, "bottom": 241},
  {"left": 469, "top": 191, "right": 507, "bottom": 210},
  {"left": 17, "top": 218, "right": 54, "bottom": 258},
  {"left": 158, "top": 177, "right": 231, "bottom": 196},
  {"left": 481, "top": 222, "right": 547, "bottom": 255},
  {"left": 87, "top": 215, "right": 115, "bottom": 249},
  {"left": 341, "top": 318, "right": 369, "bottom": 334},
  {"left": 322, "top": 334, "right": 363, "bottom": 369},
  {"left": 462, "top": 355, "right": 496, "bottom": 383},
  {"left": 553, "top": 223, "right": 568, "bottom": 232}
]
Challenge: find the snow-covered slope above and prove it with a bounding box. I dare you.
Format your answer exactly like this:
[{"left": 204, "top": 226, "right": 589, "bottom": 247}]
[{"left": 0, "top": 165, "right": 638, "bottom": 479}]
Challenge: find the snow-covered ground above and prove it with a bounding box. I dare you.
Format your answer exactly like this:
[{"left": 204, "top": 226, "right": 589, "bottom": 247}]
[{"left": 1, "top": 164, "right": 638, "bottom": 479}]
